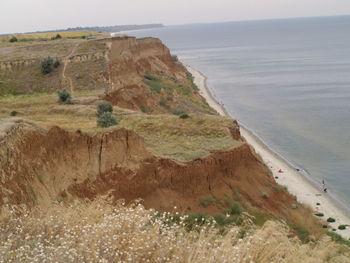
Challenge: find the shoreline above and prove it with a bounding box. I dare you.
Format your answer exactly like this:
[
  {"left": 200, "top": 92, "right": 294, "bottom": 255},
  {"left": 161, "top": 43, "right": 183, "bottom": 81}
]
[{"left": 186, "top": 65, "right": 350, "bottom": 239}]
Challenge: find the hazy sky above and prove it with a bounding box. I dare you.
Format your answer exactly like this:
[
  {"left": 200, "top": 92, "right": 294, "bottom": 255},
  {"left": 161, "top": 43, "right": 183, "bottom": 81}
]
[{"left": 1, "top": 0, "right": 350, "bottom": 34}]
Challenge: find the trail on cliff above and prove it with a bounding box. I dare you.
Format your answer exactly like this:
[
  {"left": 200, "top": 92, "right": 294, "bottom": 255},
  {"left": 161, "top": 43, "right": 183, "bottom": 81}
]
[{"left": 61, "top": 42, "right": 79, "bottom": 95}]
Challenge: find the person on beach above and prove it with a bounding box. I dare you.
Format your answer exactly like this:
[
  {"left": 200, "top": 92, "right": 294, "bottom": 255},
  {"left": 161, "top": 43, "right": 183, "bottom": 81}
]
[{"left": 322, "top": 180, "right": 327, "bottom": 193}]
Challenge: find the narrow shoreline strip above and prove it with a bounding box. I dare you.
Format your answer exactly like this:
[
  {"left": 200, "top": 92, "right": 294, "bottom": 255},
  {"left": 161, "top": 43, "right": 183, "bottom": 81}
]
[{"left": 186, "top": 65, "right": 350, "bottom": 239}]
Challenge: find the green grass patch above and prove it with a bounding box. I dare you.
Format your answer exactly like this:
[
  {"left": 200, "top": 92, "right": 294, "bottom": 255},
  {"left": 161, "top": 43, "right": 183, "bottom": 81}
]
[
  {"left": 144, "top": 73, "right": 159, "bottom": 81},
  {"left": 290, "top": 224, "right": 310, "bottom": 243},
  {"left": 327, "top": 231, "right": 350, "bottom": 247},
  {"left": 199, "top": 197, "right": 214, "bottom": 208},
  {"left": 119, "top": 114, "right": 239, "bottom": 162}
]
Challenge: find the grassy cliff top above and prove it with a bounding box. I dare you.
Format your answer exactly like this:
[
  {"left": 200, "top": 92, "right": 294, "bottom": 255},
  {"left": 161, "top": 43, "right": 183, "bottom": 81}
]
[{"left": 0, "top": 90, "right": 238, "bottom": 162}]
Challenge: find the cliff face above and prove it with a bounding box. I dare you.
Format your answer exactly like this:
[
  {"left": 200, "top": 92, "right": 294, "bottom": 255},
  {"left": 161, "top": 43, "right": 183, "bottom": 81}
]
[
  {"left": 0, "top": 37, "right": 213, "bottom": 113},
  {"left": 0, "top": 120, "right": 297, "bottom": 219}
]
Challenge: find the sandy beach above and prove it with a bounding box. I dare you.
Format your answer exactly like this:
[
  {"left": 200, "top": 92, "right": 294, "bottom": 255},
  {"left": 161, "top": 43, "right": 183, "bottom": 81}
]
[{"left": 186, "top": 65, "right": 350, "bottom": 239}]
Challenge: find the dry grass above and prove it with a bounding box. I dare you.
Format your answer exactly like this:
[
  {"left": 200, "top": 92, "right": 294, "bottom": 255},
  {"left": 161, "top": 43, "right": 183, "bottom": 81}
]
[
  {"left": 119, "top": 114, "right": 239, "bottom": 162},
  {"left": 1, "top": 199, "right": 349, "bottom": 263},
  {"left": 0, "top": 31, "right": 107, "bottom": 43},
  {"left": 0, "top": 90, "right": 103, "bottom": 132},
  {"left": 0, "top": 91, "right": 238, "bottom": 162}
]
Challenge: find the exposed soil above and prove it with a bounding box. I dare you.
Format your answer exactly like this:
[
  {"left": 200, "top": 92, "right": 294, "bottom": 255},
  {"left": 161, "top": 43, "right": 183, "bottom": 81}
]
[{"left": 0, "top": 120, "right": 301, "bottom": 222}]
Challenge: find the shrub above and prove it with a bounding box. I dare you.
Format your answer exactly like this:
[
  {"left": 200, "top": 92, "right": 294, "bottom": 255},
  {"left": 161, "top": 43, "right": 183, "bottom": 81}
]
[
  {"left": 10, "top": 111, "right": 18, "bottom": 116},
  {"left": 171, "top": 55, "right": 178, "bottom": 62},
  {"left": 199, "top": 198, "right": 214, "bottom": 208},
  {"left": 322, "top": 225, "right": 328, "bottom": 229},
  {"left": 97, "top": 112, "right": 118, "bottom": 128},
  {"left": 213, "top": 214, "right": 226, "bottom": 226},
  {"left": 53, "top": 60, "right": 60, "bottom": 68},
  {"left": 232, "top": 187, "right": 240, "bottom": 201},
  {"left": 9, "top": 36, "right": 18, "bottom": 43},
  {"left": 51, "top": 34, "right": 62, "bottom": 40},
  {"left": 316, "top": 202, "right": 320, "bottom": 206},
  {"left": 327, "top": 217, "right": 336, "bottom": 223},
  {"left": 171, "top": 109, "right": 186, "bottom": 116},
  {"left": 144, "top": 73, "right": 159, "bottom": 81},
  {"left": 184, "top": 213, "right": 208, "bottom": 230},
  {"left": 186, "top": 72, "right": 194, "bottom": 82},
  {"left": 225, "top": 203, "right": 242, "bottom": 216},
  {"left": 262, "top": 193, "right": 269, "bottom": 199},
  {"left": 315, "top": 213, "right": 324, "bottom": 217},
  {"left": 97, "top": 101, "right": 113, "bottom": 117},
  {"left": 140, "top": 105, "right": 150, "bottom": 113},
  {"left": 41, "top": 56, "right": 54, "bottom": 74},
  {"left": 57, "top": 89, "right": 71, "bottom": 103},
  {"left": 338, "top": 225, "right": 346, "bottom": 230},
  {"left": 179, "top": 113, "right": 189, "bottom": 119}
]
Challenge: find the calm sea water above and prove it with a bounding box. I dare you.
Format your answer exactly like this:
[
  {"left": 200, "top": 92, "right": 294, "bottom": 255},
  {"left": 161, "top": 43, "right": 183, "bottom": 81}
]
[{"left": 124, "top": 16, "right": 350, "bottom": 210}]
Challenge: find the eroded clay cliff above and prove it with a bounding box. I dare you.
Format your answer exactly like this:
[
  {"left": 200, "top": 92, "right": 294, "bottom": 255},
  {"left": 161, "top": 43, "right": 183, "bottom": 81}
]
[{"left": 0, "top": 119, "right": 298, "bottom": 221}]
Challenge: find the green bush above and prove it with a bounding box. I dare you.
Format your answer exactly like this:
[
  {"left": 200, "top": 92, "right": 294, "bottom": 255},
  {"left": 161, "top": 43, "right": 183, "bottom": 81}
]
[
  {"left": 232, "top": 187, "right": 241, "bottom": 201},
  {"left": 171, "top": 109, "right": 186, "bottom": 116},
  {"left": 171, "top": 55, "right": 178, "bottom": 62},
  {"left": 327, "top": 217, "right": 336, "bottom": 223},
  {"left": 140, "top": 105, "right": 150, "bottom": 113},
  {"left": 51, "top": 34, "right": 62, "bottom": 40},
  {"left": 9, "top": 36, "right": 18, "bottom": 43},
  {"left": 184, "top": 213, "right": 208, "bottom": 230},
  {"left": 338, "top": 225, "right": 346, "bottom": 230},
  {"left": 213, "top": 214, "right": 226, "bottom": 226},
  {"left": 53, "top": 60, "right": 60, "bottom": 68},
  {"left": 41, "top": 56, "right": 54, "bottom": 74},
  {"left": 10, "top": 111, "right": 18, "bottom": 116},
  {"left": 97, "top": 112, "right": 118, "bottom": 128},
  {"left": 315, "top": 213, "right": 324, "bottom": 217},
  {"left": 199, "top": 198, "right": 214, "bottom": 208},
  {"left": 97, "top": 101, "right": 113, "bottom": 117},
  {"left": 225, "top": 203, "right": 242, "bottom": 216},
  {"left": 57, "top": 89, "right": 71, "bottom": 103},
  {"left": 179, "top": 113, "right": 190, "bottom": 119},
  {"left": 186, "top": 72, "right": 194, "bottom": 82},
  {"left": 144, "top": 73, "right": 159, "bottom": 81},
  {"left": 262, "top": 193, "right": 269, "bottom": 199}
]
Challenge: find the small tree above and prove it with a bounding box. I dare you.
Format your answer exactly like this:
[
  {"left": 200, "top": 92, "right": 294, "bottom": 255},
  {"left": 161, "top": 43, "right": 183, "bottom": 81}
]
[
  {"left": 57, "top": 89, "right": 71, "bottom": 103},
  {"left": 53, "top": 60, "right": 60, "bottom": 68},
  {"left": 9, "top": 36, "right": 18, "bottom": 43},
  {"left": 97, "top": 112, "right": 118, "bottom": 128},
  {"left": 51, "top": 34, "right": 62, "bottom": 40},
  {"left": 41, "top": 56, "right": 54, "bottom": 74},
  {"left": 96, "top": 101, "right": 113, "bottom": 117}
]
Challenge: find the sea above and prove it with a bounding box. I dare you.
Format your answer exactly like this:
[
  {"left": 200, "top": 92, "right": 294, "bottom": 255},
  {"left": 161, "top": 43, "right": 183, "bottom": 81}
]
[{"left": 122, "top": 16, "right": 350, "bottom": 212}]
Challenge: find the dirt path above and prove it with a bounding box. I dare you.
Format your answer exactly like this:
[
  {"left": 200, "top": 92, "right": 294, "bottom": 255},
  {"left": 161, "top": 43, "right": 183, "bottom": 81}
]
[{"left": 62, "top": 42, "right": 79, "bottom": 96}]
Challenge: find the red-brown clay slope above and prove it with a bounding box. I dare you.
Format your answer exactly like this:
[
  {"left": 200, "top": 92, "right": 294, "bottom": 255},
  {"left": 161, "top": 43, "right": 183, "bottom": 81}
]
[
  {"left": 104, "top": 37, "right": 188, "bottom": 111},
  {"left": 0, "top": 120, "right": 298, "bottom": 220}
]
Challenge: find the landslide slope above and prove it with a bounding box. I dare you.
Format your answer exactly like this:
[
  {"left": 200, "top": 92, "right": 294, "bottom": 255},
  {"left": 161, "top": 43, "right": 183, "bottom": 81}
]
[{"left": 0, "top": 119, "right": 318, "bottom": 234}]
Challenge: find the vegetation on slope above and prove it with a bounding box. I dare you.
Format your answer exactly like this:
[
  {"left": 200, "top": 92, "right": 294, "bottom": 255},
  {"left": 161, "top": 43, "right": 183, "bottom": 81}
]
[{"left": 1, "top": 199, "right": 349, "bottom": 263}]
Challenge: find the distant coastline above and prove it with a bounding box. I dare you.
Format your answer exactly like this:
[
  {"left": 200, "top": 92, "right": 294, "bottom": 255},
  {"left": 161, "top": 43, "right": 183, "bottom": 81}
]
[
  {"left": 186, "top": 64, "right": 350, "bottom": 239},
  {"left": 2, "top": 24, "right": 164, "bottom": 36}
]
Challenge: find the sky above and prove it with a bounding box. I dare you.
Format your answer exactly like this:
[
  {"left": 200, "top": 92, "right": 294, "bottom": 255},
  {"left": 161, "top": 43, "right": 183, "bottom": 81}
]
[{"left": 0, "top": 0, "right": 350, "bottom": 34}]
